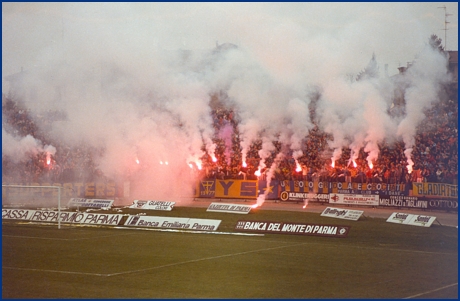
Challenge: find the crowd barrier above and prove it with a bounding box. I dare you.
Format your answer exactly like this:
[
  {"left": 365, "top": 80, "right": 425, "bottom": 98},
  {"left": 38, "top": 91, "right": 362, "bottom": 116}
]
[
  {"left": 2, "top": 179, "right": 457, "bottom": 211},
  {"left": 195, "top": 179, "right": 457, "bottom": 211}
]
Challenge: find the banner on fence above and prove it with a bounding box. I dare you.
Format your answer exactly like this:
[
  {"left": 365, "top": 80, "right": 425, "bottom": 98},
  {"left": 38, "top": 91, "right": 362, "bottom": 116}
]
[
  {"left": 280, "top": 181, "right": 329, "bottom": 194},
  {"left": 278, "top": 181, "right": 407, "bottom": 196},
  {"left": 2, "top": 209, "right": 123, "bottom": 226},
  {"left": 280, "top": 191, "right": 329, "bottom": 203},
  {"left": 128, "top": 200, "right": 175, "bottom": 211},
  {"left": 257, "top": 180, "right": 279, "bottom": 199},
  {"left": 379, "top": 196, "right": 428, "bottom": 209},
  {"left": 425, "top": 199, "right": 458, "bottom": 211},
  {"left": 68, "top": 198, "right": 114, "bottom": 209},
  {"left": 320, "top": 207, "right": 364, "bottom": 221},
  {"left": 2, "top": 209, "right": 36, "bottom": 220},
  {"left": 215, "top": 180, "right": 258, "bottom": 199},
  {"left": 124, "top": 215, "right": 221, "bottom": 231},
  {"left": 412, "top": 182, "right": 458, "bottom": 199},
  {"left": 329, "top": 194, "right": 379, "bottom": 206},
  {"left": 386, "top": 212, "right": 436, "bottom": 227},
  {"left": 198, "top": 180, "right": 216, "bottom": 198},
  {"left": 206, "top": 203, "right": 252, "bottom": 214},
  {"left": 234, "top": 220, "right": 350, "bottom": 237},
  {"left": 329, "top": 182, "right": 407, "bottom": 196}
]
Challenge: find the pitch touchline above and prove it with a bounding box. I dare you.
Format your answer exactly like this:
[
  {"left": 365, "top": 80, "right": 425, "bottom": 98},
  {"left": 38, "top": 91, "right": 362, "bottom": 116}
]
[
  {"left": 2, "top": 233, "right": 139, "bottom": 241},
  {"left": 105, "top": 242, "right": 309, "bottom": 276},
  {"left": 2, "top": 266, "right": 107, "bottom": 276},
  {"left": 2, "top": 242, "right": 308, "bottom": 277},
  {"left": 403, "top": 282, "right": 458, "bottom": 299}
]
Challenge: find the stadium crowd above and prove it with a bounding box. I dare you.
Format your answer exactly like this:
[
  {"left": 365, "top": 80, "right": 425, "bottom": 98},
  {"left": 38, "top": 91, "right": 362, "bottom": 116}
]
[{"left": 2, "top": 90, "right": 458, "bottom": 185}]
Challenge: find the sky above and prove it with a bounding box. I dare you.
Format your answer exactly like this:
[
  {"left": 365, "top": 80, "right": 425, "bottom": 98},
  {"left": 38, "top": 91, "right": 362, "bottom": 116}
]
[{"left": 2, "top": 2, "right": 457, "bottom": 203}]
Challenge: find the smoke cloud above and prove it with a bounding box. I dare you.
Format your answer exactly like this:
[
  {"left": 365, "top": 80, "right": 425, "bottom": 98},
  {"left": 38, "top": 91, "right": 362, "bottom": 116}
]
[{"left": 2, "top": 3, "right": 456, "bottom": 204}]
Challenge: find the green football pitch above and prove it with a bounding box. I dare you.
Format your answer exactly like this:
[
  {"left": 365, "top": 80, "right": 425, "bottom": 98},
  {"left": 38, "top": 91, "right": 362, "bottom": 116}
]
[{"left": 2, "top": 207, "right": 458, "bottom": 298}]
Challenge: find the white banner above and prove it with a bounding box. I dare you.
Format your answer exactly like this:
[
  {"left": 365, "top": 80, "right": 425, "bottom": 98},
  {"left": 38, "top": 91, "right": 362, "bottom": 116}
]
[
  {"left": 128, "top": 200, "right": 175, "bottom": 211},
  {"left": 329, "top": 194, "right": 379, "bottom": 206},
  {"left": 68, "top": 198, "right": 114, "bottom": 209},
  {"left": 2, "top": 209, "right": 123, "bottom": 226},
  {"left": 124, "top": 215, "right": 222, "bottom": 231},
  {"left": 320, "top": 207, "right": 364, "bottom": 221},
  {"left": 2, "top": 209, "right": 37, "bottom": 220},
  {"left": 206, "top": 203, "right": 252, "bottom": 214},
  {"left": 386, "top": 212, "right": 436, "bottom": 227}
]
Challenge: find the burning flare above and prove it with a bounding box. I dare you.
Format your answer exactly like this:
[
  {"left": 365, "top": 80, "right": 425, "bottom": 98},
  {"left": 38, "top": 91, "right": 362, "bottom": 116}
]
[
  {"left": 295, "top": 160, "right": 302, "bottom": 172},
  {"left": 303, "top": 199, "right": 309, "bottom": 209}
]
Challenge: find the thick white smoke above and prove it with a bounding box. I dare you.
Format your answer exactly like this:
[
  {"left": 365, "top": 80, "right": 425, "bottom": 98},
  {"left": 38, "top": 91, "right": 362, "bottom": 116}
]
[
  {"left": 396, "top": 45, "right": 450, "bottom": 173},
  {"left": 2, "top": 128, "right": 56, "bottom": 163},
  {"left": 2, "top": 3, "right": 455, "bottom": 204}
]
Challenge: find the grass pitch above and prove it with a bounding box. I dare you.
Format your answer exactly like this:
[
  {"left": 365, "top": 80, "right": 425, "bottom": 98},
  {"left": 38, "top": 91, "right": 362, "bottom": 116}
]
[{"left": 2, "top": 207, "right": 458, "bottom": 298}]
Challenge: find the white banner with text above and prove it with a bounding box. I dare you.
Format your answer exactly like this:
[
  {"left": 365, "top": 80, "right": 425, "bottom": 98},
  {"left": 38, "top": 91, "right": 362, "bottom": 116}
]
[
  {"left": 128, "top": 200, "right": 175, "bottom": 211},
  {"left": 2, "top": 208, "right": 122, "bottom": 226},
  {"left": 386, "top": 212, "right": 436, "bottom": 227},
  {"left": 68, "top": 198, "right": 114, "bottom": 209},
  {"left": 124, "top": 215, "right": 222, "bottom": 231},
  {"left": 329, "top": 194, "right": 379, "bottom": 206},
  {"left": 320, "top": 207, "right": 364, "bottom": 221},
  {"left": 206, "top": 203, "right": 252, "bottom": 214}
]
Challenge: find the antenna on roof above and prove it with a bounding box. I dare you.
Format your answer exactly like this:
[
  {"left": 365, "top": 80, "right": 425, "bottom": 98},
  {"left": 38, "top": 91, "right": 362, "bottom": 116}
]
[{"left": 437, "top": 5, "right": 452, "bottom": 50}]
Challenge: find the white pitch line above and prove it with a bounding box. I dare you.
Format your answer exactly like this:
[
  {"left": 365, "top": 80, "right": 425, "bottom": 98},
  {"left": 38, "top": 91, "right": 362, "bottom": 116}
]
[
  {"left": 105, "top": 242, "right": 308, "bottom": 277},
  {"left": 2, "top": 241, "right": 308, "bottom": 277},
  {"left": 2, "top": 266, "right": 107, "bottom": 277},
  {"left": 113, "top": 226, "right": 265, "bottom": 236},
  {"left": 403, "top": 282, "right": 458, "bottom": 299},
  {"left": 2, "top": 232, "right": 138, "bottom": 241},
  {"left": 2, "top": 235, "right": 70, "bottom": 240}
]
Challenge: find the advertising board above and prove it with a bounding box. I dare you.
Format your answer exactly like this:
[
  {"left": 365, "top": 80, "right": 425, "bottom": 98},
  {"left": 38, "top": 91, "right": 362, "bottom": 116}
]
[
  {"left": 329, "top": 194, "right": 379, "bottom": 206},
  {"left": 234, "top": 220, "right": 350, "bottom": 237},
  {"left": 206, "top": 203, "right": 252, "bottom": 214},
  {"left": 320, "top": 207, "right": 364, "bottom": 221}
]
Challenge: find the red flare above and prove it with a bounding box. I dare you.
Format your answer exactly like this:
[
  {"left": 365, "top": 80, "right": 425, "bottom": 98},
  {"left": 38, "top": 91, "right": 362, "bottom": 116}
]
[
  {"left": 211, "top": 156, "right": 217, "bottom": 162},
  {"left": 353, "top": 160, "right": 357, "bottom": 168},
  {"left": 295, "top": 161, "right": 302, "bottom": 172},
  {"left": 251, "top": 204, "right": 258, "bottom": 208},
  {"left": 135, "top": 158, "right": 140, "bottom": 164},
  {"left": 407, "top": 166, "right": 413, "bottom": 174},
  {"left": 242, "top": 161, "right": 247, "bottom": 168},
  {"left": 369, "top": 162, "right": 373, "bottom": 169},
  {"left": 331, "top": 160, "right": 335, "bottom": 168},
  {"left": 254, "top": 169, "right": 261, "bottom": 177}
]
